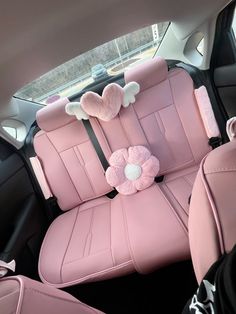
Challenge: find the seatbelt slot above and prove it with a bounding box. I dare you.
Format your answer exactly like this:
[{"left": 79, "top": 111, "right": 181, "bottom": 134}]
[
  {"left": 208, "top": 137, "right": 222, "bottom": 149},
  {"left": 155, "top": 175, "right": 164, "bottom": 183}
]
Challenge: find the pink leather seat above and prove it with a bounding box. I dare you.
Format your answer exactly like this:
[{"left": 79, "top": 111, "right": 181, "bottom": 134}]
[
  {"left": 189, "top": 140, "right": 236, "bottom": 283},
  {"left": 0, "top": 275, "right": 103, "bottom": 314},
  {"left": 33, "top": 57, "right": 216, "bottom": 287}
]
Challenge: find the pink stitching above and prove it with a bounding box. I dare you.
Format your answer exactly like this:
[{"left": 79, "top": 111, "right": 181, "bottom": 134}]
[{"left": 200, "top": 158, "right": 225, "bottom": 254}]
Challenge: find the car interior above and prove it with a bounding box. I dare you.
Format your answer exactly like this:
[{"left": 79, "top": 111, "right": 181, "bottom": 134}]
[{"left": 1, "top": 0, "right": 236, "bottom": 313}]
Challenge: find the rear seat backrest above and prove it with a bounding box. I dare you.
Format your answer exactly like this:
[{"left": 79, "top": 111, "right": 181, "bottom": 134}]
[
  {"left": 35, "top": 99, "right": 112, "bottom": 211},
  {"left": 34, "top": 57, "right": 213, "bottom": 209},
  {"left": 98, "top": 57, "right": 211, "bottom": 175}
]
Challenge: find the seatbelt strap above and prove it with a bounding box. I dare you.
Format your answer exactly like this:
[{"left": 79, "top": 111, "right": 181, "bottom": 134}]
[
  {"left": 82, "top": 120, "right": 110, "bottom": 171},
  {"left": 174, "top": 62, "right": 222, "bottom": 149},
  {"left": 172, "top": 61, "right": 228, "bottom": 143},
  {"left": 82, "top": 120, "right": 118, "bottom": 198},
  {"left": 194, "top": 86, "right": 221, "bottom": 149},
  {"left": 29, "top": 156, "right": 53, "bottom": 199},
  {"left": 29, "top": 156, "right": 60, "bottom": 220}
]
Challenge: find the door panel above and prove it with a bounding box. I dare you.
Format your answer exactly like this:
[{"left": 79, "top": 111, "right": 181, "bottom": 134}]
[
  {"left": 214, "top": 64, "right": 236, "bottom": 117},
  {"left": 211, "top": 2, "right": 236, "bottom": 118},
  {"left": 0, "top": 138, "right": 48, "bottom": 278}
]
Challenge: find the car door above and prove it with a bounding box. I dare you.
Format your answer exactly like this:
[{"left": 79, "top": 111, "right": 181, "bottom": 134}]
[
  {"left": 0, "top": 99, "right": 49, "bottom": 279},
  {"left": 211, "top": 1, "right": 236, "bottom": 119}
]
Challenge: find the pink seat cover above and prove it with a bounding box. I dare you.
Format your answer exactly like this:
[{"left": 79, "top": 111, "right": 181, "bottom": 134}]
[
  {"left": 34, "top": 57, "right": 215, "bottom": 287},
  {"left": 0, "top": 275, "right": 104, "bottom": 314},
  {"left": 98, "top": 59, "right": 211, "bottom": 175},
  {"left": 189, "top": 140, "right": 236, "bottom": 283},
  {"left": 39, "top": 184, "right": 190, "bottom": 287},
  {"left": 34, "top": 118, "right": 112, "bottom": 211}
]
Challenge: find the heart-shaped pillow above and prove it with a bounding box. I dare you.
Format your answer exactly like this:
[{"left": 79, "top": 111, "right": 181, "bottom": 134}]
[{"left": 81, "top": 83, "right": 124, "bottom": 122}]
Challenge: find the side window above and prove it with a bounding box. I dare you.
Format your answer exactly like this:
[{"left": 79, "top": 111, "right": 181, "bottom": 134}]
[
  {"left": 14, "top": 23, "right": 169, "bottom": 104},
  {"left": 197, "top": 38, "right": 204, "bottom": 56},
  {"left": 232, "top": 9, "right": 236, "bottom": 36}
]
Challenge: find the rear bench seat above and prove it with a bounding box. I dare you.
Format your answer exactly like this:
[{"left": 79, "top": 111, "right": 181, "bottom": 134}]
[{"left": 32, "top": 57, "right": 219, "bottom": 287}]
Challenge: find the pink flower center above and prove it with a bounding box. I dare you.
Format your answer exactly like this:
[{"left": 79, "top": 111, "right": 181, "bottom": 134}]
[{"left": 124, "top": 163, "right": 142, "bottom": 181}]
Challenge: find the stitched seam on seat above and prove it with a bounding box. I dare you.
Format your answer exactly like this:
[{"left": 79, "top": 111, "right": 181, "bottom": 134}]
[
  {"left": 153, "top": 109, "right": 186, "bottom": 169},
  {"left": 171, "top": 104, "right": 195, "bottom": 163},
  {"left": 118, "top": 110, "right": 135, "bottom": 146},
  {"left": 41, "top": 260, "right": 133, "bottom": 288},
  {"left": 73, "top": 146, "right": 84, "bottom": 165},
  {"left": 154, "top": 111, "right": 165, "bottom": 134},
  {"left": 64, "top": 248, "right": 111, "bottom": 265},
  {"left": 168, "top": 77, "right": 196, "bottom": 163},
  {"left": 79, "top": 199, "right": 110, "bottom": 212},
  {"left": 136, "top": 105, "right": 195, "bottom": 173},
  {"left": 0, "top": 290, "right": 19, "bottom": 302},
  {"left": 183, "top": 175, "right": 194, "bottom": 187},
  {"left": 23, "top": 287, "right": 86, "bottom": 306},
  {"left": 154, "top": 183, "right": 188, "bottom": 234},
  {"left": 41, "top": 119, "right": 78, "bottom": 134},
  {"left": 38, "top": 208, "right": 79, "bottom": 283},
  {"left": 119, "top": 196, "right": 142, "bottom": 273},
  {"left": 56, "top": 139, "right": 90, "bottom": 154},
  {"left": 154, "top": 109, "right": 178, "bottom": 162},
  {"left": 60, "top": 207, "right": 80, "bottom": 283},
  {"left": 160, "top": 182, "right": 189, "bottom": 217},
  {"left": 109, "top": 201, "right": 115, "bottom": 267},
  {"left": 164, "top": 168, "right": 198, "bottom": 183},
  {"left": 45, "top": 133, "right": 82, "bottom": 202},
  {"left": 93, "top": 118, "right": 113, "bottom": 157},
  {"left": 82, "top": 208, "right": 95, "bottom": 258},
  {"left": 136, "top": 104, "right": 172, "bottom": 121},
  {"left": 74, "top": 146, "right": 97, "bottom": 195},
  {"left": 160, "top": 159, "right": 194, "bottom": 175},
  {"left": 200, "top": 159, "right": 225, "bottom": 254},
  {"left": 206, "top": 168, "right": 236, "bottom": 174},
  {"left": 132, "top": 105, "right": 152, "bottom": 150}
]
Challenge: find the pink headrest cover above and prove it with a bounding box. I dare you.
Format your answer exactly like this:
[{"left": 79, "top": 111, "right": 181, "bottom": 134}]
[
  {"left": 124, "top": 56, "right": 168, "bottom": 91},
  {"left": 36, "top": 97, "right": 76, "bottom": 132}
]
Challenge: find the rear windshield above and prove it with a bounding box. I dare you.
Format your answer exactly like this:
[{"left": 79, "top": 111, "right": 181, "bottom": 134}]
[{"left": 15, "top": 22, "right": 169, "bottom": 104}]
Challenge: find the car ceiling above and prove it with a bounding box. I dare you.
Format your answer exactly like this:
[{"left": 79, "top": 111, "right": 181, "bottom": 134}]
[{"left": 0, "top": 0, "right": 232, "bottom": 104}]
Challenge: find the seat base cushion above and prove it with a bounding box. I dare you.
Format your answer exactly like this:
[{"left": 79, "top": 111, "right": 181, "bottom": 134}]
[
  {"left": 39, "top": 197, "right": 133, "bottom": 287},
  {"left": 39, "top": 174, "right": 195, "bottom": 287},
  {"left": 120, "top": 183, "right": 190, "bottom": 274}
]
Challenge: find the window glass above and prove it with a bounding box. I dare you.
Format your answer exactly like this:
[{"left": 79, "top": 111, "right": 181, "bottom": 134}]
[
  {"left": 197, "top": 38, "right": 204, "bottom": 55},
  {"left": 232, "top": 9, "right": 236, "bottom": 36},
  {"left": 14, "top": 22, "right": 169, "bottom": 104}
]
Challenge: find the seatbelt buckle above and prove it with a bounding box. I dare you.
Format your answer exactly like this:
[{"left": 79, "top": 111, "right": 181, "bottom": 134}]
[
  {"left": 208, "top": 137, "right": 222, "bottom": 149},
  {"left": 0, "top": 260, "right": 16, "bottom": 278},
  {"left": 47, "top": 196, "right": 58, "bottom": 208}
]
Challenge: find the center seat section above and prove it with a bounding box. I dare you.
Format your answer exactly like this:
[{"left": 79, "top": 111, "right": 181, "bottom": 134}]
[
  {"left": 33, "top": 57, "right": 217, "bottom": 288},
  {"left": 96, "top": 58, "right": 212, "bottom": 228}
]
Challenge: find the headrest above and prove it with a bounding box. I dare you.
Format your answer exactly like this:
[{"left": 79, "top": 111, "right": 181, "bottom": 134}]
[
  {"left": 124, "top": 56, "right": 168, "bottom": 92},
  {"left": 36, "top": 97, "right": 76, "bottom": 132}
]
